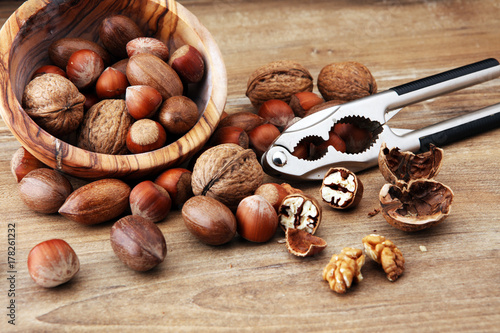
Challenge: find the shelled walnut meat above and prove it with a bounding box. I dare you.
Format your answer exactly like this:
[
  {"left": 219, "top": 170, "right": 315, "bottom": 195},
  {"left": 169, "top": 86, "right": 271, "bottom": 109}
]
[
  {"left": 323, "top": 247, "right": 365, "bottom": 294},
  {"left": 362, "top": 234, "right": 405, "bottom": 282}
]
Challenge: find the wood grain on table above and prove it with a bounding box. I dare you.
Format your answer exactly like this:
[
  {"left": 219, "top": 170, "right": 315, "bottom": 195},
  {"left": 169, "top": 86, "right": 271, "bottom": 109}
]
[{"left": 1, "top": 0, "right": 499, "bottom": 332}]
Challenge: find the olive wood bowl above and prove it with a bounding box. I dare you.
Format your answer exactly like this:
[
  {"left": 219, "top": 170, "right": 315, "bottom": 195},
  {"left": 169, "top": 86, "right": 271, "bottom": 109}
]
[{"left": 0, "top": 0, "right": 226, "bottom": 179}]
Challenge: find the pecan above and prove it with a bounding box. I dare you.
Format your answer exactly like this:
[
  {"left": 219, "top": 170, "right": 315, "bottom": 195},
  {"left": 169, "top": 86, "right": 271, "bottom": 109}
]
[
  {"left": 362, "top": 234, "right": 405, "bottom": 282},
  {"left": 322, "top": 247, "right": 365, "bottom": 294},
  {"left": 278, "top": 193, "right": 322, "bottom": 234}
]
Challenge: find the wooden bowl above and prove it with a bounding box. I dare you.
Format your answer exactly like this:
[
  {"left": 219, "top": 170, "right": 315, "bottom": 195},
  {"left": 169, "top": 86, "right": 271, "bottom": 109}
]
[{"left": 0, "top": 0, "right": 226, "bottom": 179}]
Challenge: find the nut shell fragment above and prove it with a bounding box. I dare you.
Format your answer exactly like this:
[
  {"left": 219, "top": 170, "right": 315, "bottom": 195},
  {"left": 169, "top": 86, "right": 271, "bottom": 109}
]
[
  {"left": 246, "top": 60, "right": 313, "bottom": 108},
  {"left": 320, "top": 167, "right": 363, "bottom": 209},
  {"left": 278, "top": 193, "right": 322, "bottom": 234},
  {"left": 322, "top": 247, "right": 365, "bottom": 294},
  {"left": 378, "top": 142, "right": 444, "bottom": 187},
  {"left": 191, "top": 144, "right": 264, "bottom": 209},
  {"left": 379, "top": 179, "right": 454, "bottom": 231},
  {"left": 362, "top": 234, "right": 404, "bottom": 282},
  {"left": 285, "top": 228, "right": 327, "bottom": 257}
]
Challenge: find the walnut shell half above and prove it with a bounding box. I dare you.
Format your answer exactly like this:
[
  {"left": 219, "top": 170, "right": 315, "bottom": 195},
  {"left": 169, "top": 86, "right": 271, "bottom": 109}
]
[
  {"left": 378, "top": 142, "right": 444, "bottom": 187},
  {"left": 22, "top": 74, "right": 85, "bottom": 137},
  {"left": 246, "top": 60, "right": 313, "bottom": 108},
  {"left": 379, "top": 179, "right": 454, "bottom": 231},
  {"left": 191, "top": 144, "right": 264, "bottom": 209}
]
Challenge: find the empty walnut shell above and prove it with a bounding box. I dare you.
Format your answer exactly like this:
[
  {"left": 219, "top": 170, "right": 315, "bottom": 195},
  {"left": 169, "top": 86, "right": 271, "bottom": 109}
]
[
  {"left": 246, "top": 60, "right": 313, "bottom": 108},
  {"left": 378, "top": 142, "right": 444, "bottom": 188},
  {"left": 191, "top": 143, "right": 264, "bottom": 209},
  {"left": 285, "top": 228, "right": 327, "bottom": 257},
  {"left": 379, "top": 179, "right": 454, "bottom": 231},
  {"left": 22, "top": 73, "right": 85, "bottom": 137}
]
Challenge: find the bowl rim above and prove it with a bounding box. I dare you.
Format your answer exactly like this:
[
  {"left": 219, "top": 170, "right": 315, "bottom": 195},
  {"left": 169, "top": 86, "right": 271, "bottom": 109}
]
[{"left": 0, "top": 0, "right": 227, "bottom": 179}]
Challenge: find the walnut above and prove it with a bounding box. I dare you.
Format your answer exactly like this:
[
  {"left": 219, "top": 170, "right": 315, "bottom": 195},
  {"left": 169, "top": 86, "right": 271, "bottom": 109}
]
[
  {"left": 322, "top": 247, "right": 365, "bottom": 294},
  {"left": 285, "top": 228, "right": 327, "bottom": 257},
  {"left": 22, "top": 73, "right": 85, "bottom": 137},
  {"left": 317, "top": 61, "right": 377, "bottom": 102},
  {"left": 246, "top": 60, "right": 313, "bottom": 108},
  {"left": 77, "top": 99, "right": 133, "bottom": 154},
  {"left": 362, "top": 234, "right": 405, "bottom": 282},
  {"left": 278, "top": 193, "right": 322, "bottom": 234},
  {"left": 191, "top": 144, "right": 264, "bottom": 209}
]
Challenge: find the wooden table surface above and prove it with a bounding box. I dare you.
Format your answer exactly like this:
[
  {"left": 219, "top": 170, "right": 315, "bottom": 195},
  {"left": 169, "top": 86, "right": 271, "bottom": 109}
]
[{"left": 1, "top": 0, "right": 499, "bottom": 332}]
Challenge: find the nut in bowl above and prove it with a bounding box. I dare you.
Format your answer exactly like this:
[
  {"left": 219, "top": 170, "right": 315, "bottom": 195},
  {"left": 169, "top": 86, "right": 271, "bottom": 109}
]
[{"left": 0, "top": 0, "right": 226, "bottom": 179}]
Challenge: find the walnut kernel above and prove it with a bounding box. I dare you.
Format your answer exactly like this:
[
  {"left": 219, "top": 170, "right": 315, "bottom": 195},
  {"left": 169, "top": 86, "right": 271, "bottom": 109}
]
[
  {"left": 322, "top": 247, "right": 365, "bottom": 294},
  {"left": 362, "top": 234, "right": 405, "bottom": 282}
]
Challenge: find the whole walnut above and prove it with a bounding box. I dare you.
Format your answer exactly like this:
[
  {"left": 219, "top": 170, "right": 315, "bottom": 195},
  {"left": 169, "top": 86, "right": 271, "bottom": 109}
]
[
  {"left": 22, "top": 73, "right": 85, "bottom": 137},
  {"left": 317, "top": 61, "right": 377, "bottom": 101},
  {"left": 77, "top": 99, "right": 133, "bottom": 154},
  {"left": 191, "top": 144, "right": 264, "bottom": 209}
]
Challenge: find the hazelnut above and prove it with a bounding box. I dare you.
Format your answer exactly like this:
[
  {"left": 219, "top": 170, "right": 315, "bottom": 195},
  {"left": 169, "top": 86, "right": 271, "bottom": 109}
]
[
  {"left": 210, "top": 126, "right": 249, "bottom": 148},
  {"left": 82, "top": 91, "right": 99, "bottom": 111},
  {"left": 168, "top": 45, "right": 205, "bottom": 83},
  {"left": 236, "top": 195, "right": 278, "bottom": 243},
  {"left": 157, "top": 95, "right": 199, "bottom": 136},
  {"left": 19, "top": 168, "right": 73, "bottom": 214},
  {"left": 28, "top": 239, "right": 80, "bottom": 288},
  {"left": 289, "top": 92, "right": 324, "bottom": 117},
  {"left": 66, "top": 49, "right": 105, "bottom": 90},
  {"left": 258, "top": 99, "right": 295, "bottom": 130},
  {"left": 333, "top": 122, "right": 373, "bottom": 154},
  {"left": 182, "top": 196, "right": 237, "bottom": 245},
  {"left": 254, "top": 183, "right": 289, "bottom": 213},
  {"left": 110, "top": 215, "right": 167, "bottom": 271},
  {"left": 99, "top": 15, "right": 144, "bottom": 59},
  {"left": 125, "top": 85, "right": 163, "bottom": 120},
  {"left": 126, "top": 119, "right": 167, "bottom": 153},
  {"left": 129, "top": 180, "right": 172, "bottom": 223},
  {"left": 313, "top": 131, "right": 347, "bottom": 158},
  {"left": 127, "top": 37, "right": 169, "bottom": 61},
  {"left": 320, "top": 167, "right": 363, "bottom": 209},
  {"left": 217, "top": 111, "right": 267, "bottom": 133},
  {"left": 32, "top": 65, "right": 66, "bottom": 79},
  {"left": 155, "top": 168, "right": 194, "bottom": 208},
  {"left": 95, "top": 67, "right": 129, "bottom": 100},
  {"left": 11, "top": 147, "right": 46, "bottom": 182},
  {"left": 22, "top": 73, "right": 85, "bottom": 137},
  {"left": 59, "top": 179, "right": 131, "bottom": 225},
  {"left": 248, "top": 123, "right": 281, "bottom": 158}
]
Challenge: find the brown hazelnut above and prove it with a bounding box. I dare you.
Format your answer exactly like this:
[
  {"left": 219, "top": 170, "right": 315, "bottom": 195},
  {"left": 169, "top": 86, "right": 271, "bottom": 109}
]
[
  {"left": 236, "top": 195, "right": 278, "bottom": 243},
  {"left": 126, "top": 119, "right": 167, "bottom": 153},
  {"left": 99, "top": 15, "right": 144, "bottom": 59},
  {"left": 95, "top": 67, "right": 129, "bottom": 100},
  {"left": 32, "top": 65, "right": 66, "bottom": 79},
  {"left": 258, "top": 99, "right": 295, "bottom": 130},
  {"left": 11, "top": 147, "right": 46, "bottom": 182},
  {"left": 125, "top": 85, "right": 163, "bottom": 120},
  {"left": 19, "top": 168, "right": 73, "bottom": 214},
  {"left": 129, "top": 180, "right": 171, "bottom": 223},
  {"left": 210, "top": 126, "right": 249, "bottom": 148},
  {"left": 248, "top": 123, "right": 281, "bottom": 158},
  {"left": 110, "top": 215, "right": 167, "bottom": 271},
  {"left": 27, "top": 239, "right": 80, "bottom": 288},
  {"left": 168, "top": 45, "right": 205, "bottom": 83},
  {"left": 157, "top": 95, "right": 199, "bottom": 136},
  {"left": 313, "top": 131, "right": 347, "bottom": 158},
  {"left": 289, "top": 91, "right": 324, "bottom": 117},
  {"left": 333, "top": 122, "right": 373, "bottom": 154},
  {"left": 22, "top": 73, "right": 85, "bottom": 137},
  {"left": 155, "top": 168, "right": 194, "bottom": 208},
  {"left": 254, "top": 183, "right": 289, "bottom": 213},
  {"left": 127, "top": 37, "right": 169, "bottom": 62},
  {"left": 182, "top": 196, "right": 237, "bottom": 245},
  {"left": 66, "top": 49, "right": 105, "bottom": 90},
  {"left": 320, "top": 167, "right": 363, "bottom": 209}
]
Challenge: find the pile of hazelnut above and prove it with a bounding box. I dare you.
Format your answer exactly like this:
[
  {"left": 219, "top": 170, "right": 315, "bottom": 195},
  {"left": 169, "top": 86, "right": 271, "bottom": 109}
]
[{"left": 22, "top": 14, "right": 205, "bottom": 155}]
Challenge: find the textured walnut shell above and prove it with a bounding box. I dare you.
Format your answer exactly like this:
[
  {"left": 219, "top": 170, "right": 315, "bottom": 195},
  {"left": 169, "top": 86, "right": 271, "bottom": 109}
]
[
  {"left": 77, "top": 99, "right": 133, "bottom": 154},
  {"left": 59, "top": 178, "right": 131, "bottom": 225},
  {"left": 285, "top": 228, "right": 327, "bottom": 257},
  {"left": 317, "top": 61, "right": 377, "bottom": 101},
  {"left": 191, "top": 143, "right": 264, "bottom": 209},
  {"left": 246, "top": 60, "right": 313, "bottom": 108},
  {"left": 22, "top": 74, "right": 85, "bottom": 137},
  {"left": 126, "top": 53, "right": 183, "bottom": 100},
  {"left": 379, "top": 179, "right": 454, "bottom": 231},
  {"left": 378, "top": 142, "right": 444, "bottom": 188}
]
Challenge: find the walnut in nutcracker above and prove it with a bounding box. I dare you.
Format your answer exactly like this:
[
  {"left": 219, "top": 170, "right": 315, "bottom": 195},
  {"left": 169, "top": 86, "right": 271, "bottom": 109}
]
[
  {"left": 77, "top": 99, "right": 133, "bottom": 154},
  {"left": 22, "top": 74, "right": 85, "bottom": 137}
]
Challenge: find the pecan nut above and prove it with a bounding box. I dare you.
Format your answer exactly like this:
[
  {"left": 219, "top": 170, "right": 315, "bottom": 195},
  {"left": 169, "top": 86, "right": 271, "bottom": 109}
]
[
  {"left": 362, "top": 234, "right": 405, "bottom": 282},
  {"left": 278, "top": 193, "right": 322, "bottom": 234},
  {"left": 322, "top": 247, "right": 365, "bottom": 294}
]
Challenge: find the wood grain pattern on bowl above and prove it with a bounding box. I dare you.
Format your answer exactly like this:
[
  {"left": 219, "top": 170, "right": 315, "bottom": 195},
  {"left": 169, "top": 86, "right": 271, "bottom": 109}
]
[{"left": 0, "top": 0, "right": 227, "bottom": 179}]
